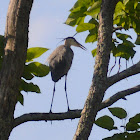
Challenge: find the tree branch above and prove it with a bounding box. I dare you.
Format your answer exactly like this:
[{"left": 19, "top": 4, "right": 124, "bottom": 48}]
[
  {"left": 113, "top": 26, "right": 123, "bottom": 32},
  {"left": 13, "top": 84, "right": 140, "bottom": 128},
  {"left": 113, "top": 26, "right": 133, "bottom": 32},
  {"left": 14, "top": 110, "right": 81, "bottom": 128},
  {"left": 107, "top": 61, "right": 140, "bottom": 87},
  {"left": 100, "top": 84, "right": 140, "bottom": 110}
]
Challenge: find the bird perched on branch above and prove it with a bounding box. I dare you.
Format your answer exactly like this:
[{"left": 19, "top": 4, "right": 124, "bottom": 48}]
[{"left": 47, "top": 37, "right": 86, "bottom": 112}]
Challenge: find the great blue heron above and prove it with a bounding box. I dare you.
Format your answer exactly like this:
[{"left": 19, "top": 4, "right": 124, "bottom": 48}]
[{"left": 47, "top": 37, "right": 86, "bottom": 112}]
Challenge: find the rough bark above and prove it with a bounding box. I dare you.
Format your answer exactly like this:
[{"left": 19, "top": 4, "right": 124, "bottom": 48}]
[
  {"left": 0, "top": 0, "right": 33, "bottom": 139},
  {"left": 73, "top": 0, "right": 119, "bottom": 139}
]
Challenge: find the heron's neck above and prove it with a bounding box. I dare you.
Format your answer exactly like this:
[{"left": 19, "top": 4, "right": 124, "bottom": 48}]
[{"left": 64, "top": 41, "right": 71, "bottom": 48}]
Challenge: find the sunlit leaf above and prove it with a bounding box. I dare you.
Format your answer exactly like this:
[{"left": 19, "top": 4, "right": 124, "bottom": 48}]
[
  {"left": 86, "top": 33, "right": 97, "bottom": 43},
  {"left": 95, "top": 115, "right": 116, "bottom": 131},
  {"left": 26, "top": 47, "right": 48, "bottom": 62},
  {"left": 109, "top": 107, "right": 127, "bottom": 119},
  {"left": 78, "top": 0, "right": 91, "bottom": 7},
  {"left": 91, "top": 48, "right": 97, "bottom": 57},
  {"left": 114, "top": 2, "right": 125, "bottom": 19},
  {"left": 27, "top": 62, "right": 50, "bottom": 77},
  {"left": 86, "top": 1, "right": 101, "bottom": 18},
  {"left": 65, "top": 6, "right": 87, "bottom": 27},
  {"left": 76, "top": 23, "right": 95, "bottom": 32}
]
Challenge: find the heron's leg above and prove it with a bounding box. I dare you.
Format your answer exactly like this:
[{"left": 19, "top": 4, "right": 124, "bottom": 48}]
[
  {"left": 50, "top": 82, "right": 56, "bottom": 113},
  {"left": 65, "top": 75, "right": 70, "bottom": 111}
]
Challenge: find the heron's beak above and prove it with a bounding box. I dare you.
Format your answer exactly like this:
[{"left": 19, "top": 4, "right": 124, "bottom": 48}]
[
  {"left": 75, "top": 41, "right": 86, "bottom": 50},
  {"left": 79, "top": 43, "right": 86, "bottom": 50}
]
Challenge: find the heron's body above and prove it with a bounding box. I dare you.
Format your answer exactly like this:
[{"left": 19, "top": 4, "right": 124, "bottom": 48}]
[
  {"left": 47, "top": 37, "right": 86, "bottom": 112},
  {"left": 48, "top": 45, "right": 74, "bottom": 82}
]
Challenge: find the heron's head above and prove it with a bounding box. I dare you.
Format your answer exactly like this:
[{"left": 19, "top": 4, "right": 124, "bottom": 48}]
[{"left": 64, "top": 37, "right": 86, "bottom": 50}]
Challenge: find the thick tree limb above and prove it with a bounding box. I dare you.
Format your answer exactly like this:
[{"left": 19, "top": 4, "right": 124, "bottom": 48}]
[
  {"left": 73, "top": 1, "right": 119, "bottom": 139},
  {"left": 14, "top": 110, "right": 81, "bottom": 128},
  {"left": 0, "top": 0, "right": 34, "bottom": 139},
  {"left": 107, "top": 61, "right": 140, "bottom": 87},
  {"left": 13, "top": 84, "right": 140, "bottom": 128}
]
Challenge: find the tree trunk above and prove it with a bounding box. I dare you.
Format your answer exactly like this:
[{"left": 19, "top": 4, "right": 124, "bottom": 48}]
[
  {"left": 73, "top": 0, "right": 119, "bottom": 139},
  {"left": 0, "top": 0, "right": 33, "bottom": 139}
]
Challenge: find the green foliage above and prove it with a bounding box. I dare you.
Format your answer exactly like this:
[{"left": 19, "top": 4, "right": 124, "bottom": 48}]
[
  {"left": 95, "top": 108, "right": 140, "bottom": 139},
  {"left": 20, "top": 47, "right": 49, "bottom": 105},
  {"left": 0, "top": 37, "right": 49, "bottom": 105},
  {"left": 76, "top": 23, "right": 95, "bottom": 32},
  {"left": 95, "top": 115, "right": 117, "bottom": 131},
  {"left": 91, "top": 48, "right": 97, "bottom": 57},
  {"left": 17, "top": 93, "right": 24, "bottom": 105},
  {"left": 26, "top": 47, "right": 48, "bottom": 62},
  {"left": 66, "top": 0, "right": 140, "bottom": 61},
  {"left": 109, "top": 107, "right": 127, "bottom": 119},
  {"left": 24, "top": 62, "right": 49, "bottom": 77},
  {"left": 20, "top": 79, "right": 41, "bottom": 93}
]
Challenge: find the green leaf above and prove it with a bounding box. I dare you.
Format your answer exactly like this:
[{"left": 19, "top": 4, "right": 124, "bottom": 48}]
[
  {"left": 76, "top": 23, "right": 95, "bottom": 32},
  {"left": 85, "top": 27, "right": 98, "bottom": 43},
  {"left": 26, "top": 47, "right": 48, "bottom": 62},
  {"left": 116, "top": 32, "right": 132, "bottom": 40},
  {"left": 103, "top": 133, "right": 126, "bottom": 140},
  {"left": 135, "top": 35, "right": 140, "bottom": 45},
  {"left": 86, "top": 33, "right": 97, "bottom": 43},
  {"left": 27, "top": 62, "right": 50, "bottom": 77},
  {"left": 126, "top": 122, "right": 140, "bottom": 131},
  {"left": 70, "top": 1, "right": 79, "bottom": 12},
  {"left": 127, "top": 132, "right": 140, "bottom": 139},
  {"left": 123, "top": 0, "right": 129, "bottom": 5},
  {"left": 86, "top": 1, "right": 101, "bottom": 18},
  {"left": 113, "top": 43, "right": 136, "bottom": 60},
  {"left": 123, "top": 40, "right": 135, "bottom": 48},
  {"left": 134, "top": 1, "right": 138, "bottom": 9},
  {"left": 88, "top": 18, "right": 99, "bottom": 25},
  {"left": 109, "top": 107, "right": 127, "bottom": 119},
  {"left": 129, "top": 113, "right": 140, "bottom": 123},
  {"left": 22, "top": 65, "right": 34, "bottom": 80},
  {"left": 95, "top": 115, "right": 116, "bottom": 131},
  {"left": 78, "top": 0, "right": 91, "bottom": 7},
  {"left": 91, "top": 48, "right": 97, "bottom": 57},
  {"left": 65, "top": 6, "right": 87, "bottom": 27},
  {"left": 114, "top": 2, "right": 125, "bottom": 19},
  {"left": 20, "top": 79, "right": 41, "bottom": 93},
  {"left": 17, "top": 93, "right": 24, "bottom": 105}
]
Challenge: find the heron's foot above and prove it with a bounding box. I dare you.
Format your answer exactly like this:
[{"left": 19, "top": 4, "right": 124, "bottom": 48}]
[
  {"left": 49, "top": 109, "right": 53, "bottom": 114},
  {"left": 67, "top": 107, "right": 71, "bottom": 112}
]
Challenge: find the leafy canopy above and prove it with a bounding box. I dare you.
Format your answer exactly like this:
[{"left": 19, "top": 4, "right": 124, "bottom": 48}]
[{"left": 65, "top": 0, "right": 140, "bottom": 60}]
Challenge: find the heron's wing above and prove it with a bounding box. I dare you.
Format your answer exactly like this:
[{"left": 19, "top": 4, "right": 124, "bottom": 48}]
[{"left": 48, "top": 46, "right": 73, "bottom": 82}]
